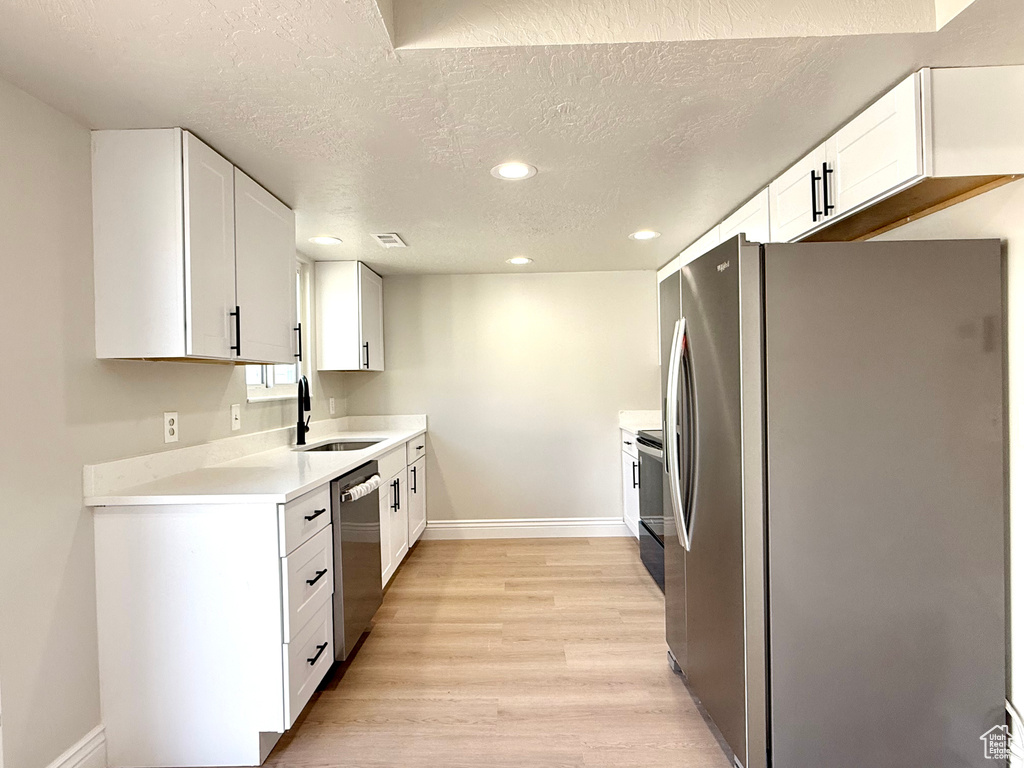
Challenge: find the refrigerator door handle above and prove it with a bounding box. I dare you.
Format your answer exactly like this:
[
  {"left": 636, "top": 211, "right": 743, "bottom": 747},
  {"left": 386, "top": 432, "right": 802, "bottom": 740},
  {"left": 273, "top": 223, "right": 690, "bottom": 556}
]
[{"left": 666, "top": 318, "right": 692, "bottom": 551}]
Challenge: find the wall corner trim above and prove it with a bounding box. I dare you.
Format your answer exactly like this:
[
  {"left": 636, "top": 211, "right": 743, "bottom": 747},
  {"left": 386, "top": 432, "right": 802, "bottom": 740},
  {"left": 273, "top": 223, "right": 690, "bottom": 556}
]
[
  {"left": 45, "top": 725, "right": 106, "bottom": 768},
  {"left": 421, "top": 517, "right": 632, "bottom": 540}
]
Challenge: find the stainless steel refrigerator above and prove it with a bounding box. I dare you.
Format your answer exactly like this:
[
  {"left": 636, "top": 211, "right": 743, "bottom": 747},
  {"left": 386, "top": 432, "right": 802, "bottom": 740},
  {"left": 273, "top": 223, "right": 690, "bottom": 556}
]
[{"left": 661, "top": 235, "right": 1006, "bottom": 768}]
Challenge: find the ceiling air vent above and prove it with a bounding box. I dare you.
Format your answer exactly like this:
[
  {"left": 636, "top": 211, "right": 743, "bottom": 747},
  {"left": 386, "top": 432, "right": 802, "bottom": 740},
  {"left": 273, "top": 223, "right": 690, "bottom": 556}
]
[{"left": 372, "top": 233, "right": 407, "bottom": 249}]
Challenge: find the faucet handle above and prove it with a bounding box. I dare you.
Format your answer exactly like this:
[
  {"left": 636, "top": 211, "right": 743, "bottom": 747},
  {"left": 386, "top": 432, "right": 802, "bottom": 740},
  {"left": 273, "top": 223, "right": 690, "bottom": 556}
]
[{"left": 304, "top": 415, "right": 311, "bottom": 433}]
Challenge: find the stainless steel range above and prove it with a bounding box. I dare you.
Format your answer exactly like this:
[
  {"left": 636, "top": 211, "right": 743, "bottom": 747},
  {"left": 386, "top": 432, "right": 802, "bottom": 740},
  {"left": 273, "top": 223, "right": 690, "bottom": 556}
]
[{"left": 635, "top": 429, "right": 664, "bottom": 591}]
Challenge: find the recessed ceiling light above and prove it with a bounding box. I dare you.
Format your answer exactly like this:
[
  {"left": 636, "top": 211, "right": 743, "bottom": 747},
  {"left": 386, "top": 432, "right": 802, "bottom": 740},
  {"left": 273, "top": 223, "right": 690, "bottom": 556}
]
[
  {"left": 629, "top": 230, "right": 661, "bottom": 241},
  {"left": 308, "top": 236, "right": 342, "bottom": 245},
  {"left": 507, "top": 257, "right": 533, "bottom": 265},
  {"left": 491, "top": 162, "right": 538, "bottom": 180}
]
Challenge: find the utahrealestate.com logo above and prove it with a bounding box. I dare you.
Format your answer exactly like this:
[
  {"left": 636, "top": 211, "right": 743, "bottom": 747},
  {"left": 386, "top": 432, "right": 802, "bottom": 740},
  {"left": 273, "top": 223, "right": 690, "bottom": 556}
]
[{"left": 981, "top": 725, "right": 1024, "bottom": 760}]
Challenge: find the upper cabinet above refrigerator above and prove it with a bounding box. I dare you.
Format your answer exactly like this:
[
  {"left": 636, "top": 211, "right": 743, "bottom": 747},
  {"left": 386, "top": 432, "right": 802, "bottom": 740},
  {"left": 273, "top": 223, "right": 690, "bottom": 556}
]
[
  {"left": 315, "top": 261, "right": 385, "bottom": 371},
  {"left": 92, "top": 128, "right": 298, "bottom": 364},
  {"left": 771, "top": 66, "right": 1024, "bottom": 243}
]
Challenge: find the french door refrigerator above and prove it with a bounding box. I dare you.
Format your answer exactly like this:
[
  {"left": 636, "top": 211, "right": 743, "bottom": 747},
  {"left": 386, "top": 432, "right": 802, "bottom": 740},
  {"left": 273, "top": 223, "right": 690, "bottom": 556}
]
[{"left": 661, "top": 235, "right": 1006, "bottom": 768}]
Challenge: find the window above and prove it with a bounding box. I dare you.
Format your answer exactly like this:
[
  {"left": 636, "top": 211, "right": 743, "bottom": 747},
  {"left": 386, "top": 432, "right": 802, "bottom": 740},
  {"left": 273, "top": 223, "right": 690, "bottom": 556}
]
[{"left": 246, "top": 259, "right": 311, "bottom": 402}]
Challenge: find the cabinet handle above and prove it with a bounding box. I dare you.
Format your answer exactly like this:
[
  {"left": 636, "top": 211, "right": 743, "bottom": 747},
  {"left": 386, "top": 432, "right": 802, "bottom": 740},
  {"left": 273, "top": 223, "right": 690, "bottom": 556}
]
[
  {"left": 415, "top": 445, "right": 424, "bottom": 450},
  {"left": 306, "top": 568, "right": 328, "bottom": 586},
  {"left": 304, "top": 507, "right": 327, "bottom": 522},
  {"left": 411, "top": 466, "right": 417, "bottom": 493},
  {"left": 307, "top": 642, "right": 328, "bottom": 666},
  {"left": 294, "top": 322, "right": 302, "bottom": 361},
  {"left": 810, "top": 170, "right": 822, "bottom": 222},
  {"left": 632, "top": 461, "right": 639, "bottom": 489},
  {"left": 822, "top": 162, "right": 835, "bottom": 216},
  {"left": 624, "top": 440, "right": 633, "bottom": 446},
  {"left": 363, "top": 342, "right": 370, "bottom": 369},
  {"left": 229, "top": 306, "right": 241, "bottom": 356},
  {"left": 391, "top": 480, "right": 399, "bottom": 511},
  {"left": 396, "top": 479, "right": 401, "bottom": 510}
]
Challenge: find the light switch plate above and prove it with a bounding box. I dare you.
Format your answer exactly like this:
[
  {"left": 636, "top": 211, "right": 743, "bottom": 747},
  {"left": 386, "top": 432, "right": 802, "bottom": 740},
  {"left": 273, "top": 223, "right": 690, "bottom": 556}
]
[
  {"left": 164, "top": 412, "right": 179, "bottom": 443},
  {"left": 230, "top": 404, "right": 241, "bottom": 431},
  {"left": 329, "top": 397, "right": 336, "bottom": 416}
]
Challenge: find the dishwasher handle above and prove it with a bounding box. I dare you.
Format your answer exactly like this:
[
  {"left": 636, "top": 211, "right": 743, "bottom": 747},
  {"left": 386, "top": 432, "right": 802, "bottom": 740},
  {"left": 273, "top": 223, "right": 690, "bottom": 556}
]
[{"left": 340, "top": 474, "right": 382, "bottom": 503}]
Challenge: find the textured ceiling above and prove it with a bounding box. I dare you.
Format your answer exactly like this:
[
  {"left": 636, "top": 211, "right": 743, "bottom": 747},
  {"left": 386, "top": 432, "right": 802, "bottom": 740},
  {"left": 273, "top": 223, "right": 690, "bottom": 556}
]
[{"left": 0, "top": 0, "right": 1022, "bottom": 274}]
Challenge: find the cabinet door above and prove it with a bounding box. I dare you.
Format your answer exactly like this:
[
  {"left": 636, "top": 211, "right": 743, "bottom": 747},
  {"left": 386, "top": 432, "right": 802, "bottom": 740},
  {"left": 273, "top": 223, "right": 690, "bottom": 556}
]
[
  {"left": 621, "top": 452, "right": 640, "bottom": 539},
  {"left": 831, "top": 72, "right": 923, "bottom": 216},
  {"left": 391, "top": 470, "right": 409, "bottom": 567},
  {"left": 379, "top": 484, "right": 393, "bottom": 588},
  {"left": 182, "top": 132, "right": 236, "bottom": 359},
  {"left": 234, "top": 168, "right": 297, "bottom": 364},
  {"left": 719, "top": 188, "right": 770, "bottom": 244},
  {"left": 768, "top": 143, "right": 832, "bottom": 243},
  {"left": 408, "top": 457, "right": 427, "bottom": 545},
  {"left": 358, "top": 264, "right": 385, "bottom": 371}
]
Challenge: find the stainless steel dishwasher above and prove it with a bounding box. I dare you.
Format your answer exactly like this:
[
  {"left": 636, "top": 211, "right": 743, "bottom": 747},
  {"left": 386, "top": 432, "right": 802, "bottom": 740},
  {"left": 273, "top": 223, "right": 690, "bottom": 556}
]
[{"left": 330, "top": 461, "right": 384, "bottom": 661}]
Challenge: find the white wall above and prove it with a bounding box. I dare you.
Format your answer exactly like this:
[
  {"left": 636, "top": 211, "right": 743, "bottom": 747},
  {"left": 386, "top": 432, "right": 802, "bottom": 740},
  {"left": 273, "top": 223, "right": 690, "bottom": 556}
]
[
  {"left": 0, "top": 77, "right": 346, "bottom": 768},
  {"left": 872, "top": 178, "right": 1024, "bottom": 719},
  {"left": 344, "top": 272, "right": 661, "bottom": 525}
]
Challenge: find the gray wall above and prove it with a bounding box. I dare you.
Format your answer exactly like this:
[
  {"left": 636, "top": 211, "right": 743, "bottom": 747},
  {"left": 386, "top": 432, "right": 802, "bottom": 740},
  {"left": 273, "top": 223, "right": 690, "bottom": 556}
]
[
  {"left": 0, "top": 77, "right": 346, "bottom": 768},
  {"left": 344, "top": 272, "right": 661, "bottom": 523},
  {"left": 871, "top": 178, "right": 1024, "bottom": 716}
]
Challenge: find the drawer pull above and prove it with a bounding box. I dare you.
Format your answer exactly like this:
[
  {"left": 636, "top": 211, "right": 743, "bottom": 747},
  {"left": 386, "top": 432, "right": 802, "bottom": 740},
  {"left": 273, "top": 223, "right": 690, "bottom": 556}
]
[
  {"left": 306, "top": 568, "right": 328, "bottom": 586},
  {"left": 307, "top": 642, "right": 328, "bottom": 666},
  {"left": 415, "top": 445, "right": 424, "bottom": 450},
  {"left": 304, "top": 508, "right": 327, "bottom": 522}
]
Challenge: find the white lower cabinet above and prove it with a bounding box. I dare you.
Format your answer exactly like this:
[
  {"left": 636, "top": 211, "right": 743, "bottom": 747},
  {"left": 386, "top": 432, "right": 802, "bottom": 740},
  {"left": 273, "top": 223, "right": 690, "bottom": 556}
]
[
  {"left": 621, "top": 431, "right": 640, "bottom": 539},
  {"left": 379, "top": 437, "right": 428, "bottom": 587},
  {"left": 408, "top": 456, "right": 427, "bottom": 545},
  {"left": 94, "top": 497, "right": 335, "bottom": 768},
  {"left": 391, "top": 468, "right": 410, "bottom": 569}
]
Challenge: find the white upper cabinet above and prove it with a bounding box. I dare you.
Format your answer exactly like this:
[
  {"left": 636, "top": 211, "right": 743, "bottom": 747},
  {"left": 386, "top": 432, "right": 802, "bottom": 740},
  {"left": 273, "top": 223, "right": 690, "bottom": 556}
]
[
  {"left": 768, "top": 142, "right": 833, "bottom": 243},
  {"left": 719, "top": 187, "right": 770, "bottom": 244},
  {"left": 182, "top": 132, "right": 237, "bottom": 359},
  {"left": 92, "top": 128, "right": 297, "bottom": 363},
  {"left": 234, "top": 168, "right": 297, "bottom": 365},
  {"left": 678, "top": 225, "right": 722, "bottom": 267},
  {"left": 316, "top": 262, "right": 385, "bottom": 371},
  {"left": 830, "top": 72, "right": 924, "bottom": 216}
]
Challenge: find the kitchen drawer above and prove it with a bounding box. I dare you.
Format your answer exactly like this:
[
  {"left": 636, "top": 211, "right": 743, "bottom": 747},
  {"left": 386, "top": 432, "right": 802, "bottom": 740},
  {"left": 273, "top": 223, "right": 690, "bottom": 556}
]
[
  {"left": 378, "top": 445, "right": 406, "bottom": 482},
  {"left": 406, "top": 438, "right": 426, "bottom": 465},
  {"left": 282, "top": 525, "right": 334, "bottom": 642},
  {"left": 621, "top": 430, "right": 639, "bottom": 460},
  {"left": 283, "top": 602, "right": 334, "bottom": 729},
  {"left": 279, "top": 484, "right": 331, "bottom": 557}
]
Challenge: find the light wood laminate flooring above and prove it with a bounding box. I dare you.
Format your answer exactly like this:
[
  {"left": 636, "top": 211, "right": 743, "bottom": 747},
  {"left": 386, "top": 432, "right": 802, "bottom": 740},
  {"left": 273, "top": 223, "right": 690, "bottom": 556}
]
[{"left": 266, "top": 537, "right": 732, "bottom": 768}]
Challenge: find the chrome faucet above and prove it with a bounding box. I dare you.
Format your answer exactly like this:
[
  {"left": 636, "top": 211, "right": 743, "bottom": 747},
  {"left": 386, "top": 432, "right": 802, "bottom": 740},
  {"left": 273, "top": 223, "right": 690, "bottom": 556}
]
[{"left": 296, "top": 375, "right": 311, "bottom": 445}]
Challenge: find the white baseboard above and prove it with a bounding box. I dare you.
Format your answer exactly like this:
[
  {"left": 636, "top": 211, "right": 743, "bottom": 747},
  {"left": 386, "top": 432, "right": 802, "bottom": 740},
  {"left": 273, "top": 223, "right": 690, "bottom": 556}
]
[
  {"left": 421, "top": 516, "right": 632, "bottom": 540},
  {"left": 46, "top": 726, "right": 106, "bottom": 768}
]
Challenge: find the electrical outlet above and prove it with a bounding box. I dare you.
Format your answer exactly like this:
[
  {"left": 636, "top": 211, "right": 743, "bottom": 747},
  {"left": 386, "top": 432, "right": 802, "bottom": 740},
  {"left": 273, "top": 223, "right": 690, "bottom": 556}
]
[
  {"left": 329, "top": 397, "right": 336, "bottom": 416},
  {"left": 164, "top": 412, "right": 179, "bottom": 444},
  {"left": 231, "top": 404, "right": 241, "bottom": 431}
]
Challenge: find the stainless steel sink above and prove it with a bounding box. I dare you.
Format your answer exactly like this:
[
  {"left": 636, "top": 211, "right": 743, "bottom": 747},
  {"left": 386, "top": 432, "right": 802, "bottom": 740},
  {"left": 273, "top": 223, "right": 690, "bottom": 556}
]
[{"left": 303, "top": 440, "right": 382, "bottom": 452}]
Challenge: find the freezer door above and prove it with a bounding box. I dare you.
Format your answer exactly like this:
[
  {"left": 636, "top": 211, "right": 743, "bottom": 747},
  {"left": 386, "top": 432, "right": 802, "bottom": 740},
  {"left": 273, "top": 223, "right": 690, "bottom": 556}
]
[
  {"left": 678, "top": 238, "right": 748, "bottom": 762},
  {"left": 764, "top": 239, "right": 1006, "bottom": 768}
]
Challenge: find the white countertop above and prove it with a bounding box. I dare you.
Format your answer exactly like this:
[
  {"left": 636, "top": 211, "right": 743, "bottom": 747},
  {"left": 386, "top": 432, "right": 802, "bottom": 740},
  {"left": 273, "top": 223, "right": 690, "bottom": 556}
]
[
  {"left": 86, "top": 426, "right": 425, "bottom": 508},
  {"left": 618, "top": 410, "right": 661, "bottom": 434}
]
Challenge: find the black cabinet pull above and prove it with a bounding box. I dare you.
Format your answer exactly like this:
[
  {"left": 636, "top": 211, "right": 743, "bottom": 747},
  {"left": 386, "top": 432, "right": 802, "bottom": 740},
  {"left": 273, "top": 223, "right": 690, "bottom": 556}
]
[
  {"left": 624, "top": 440, "right": 633, "bottom": 446},
  {"left": 229, "top": 306, "right": 241, "bottom": 356},
  {"left": 822, "top": 162, "right": 835, "bottom": 215},
  {"left": 307, "top": 642, "right": 328, "bottom": 666},
  {"left": 415, "top": 445, "right": 424, "bottom": 450},
  {"left": 632, "top": 461, "right": 639, "bottom": 489},
  {"left": 411, "top": 466, "right": 417, "bottom": 493},
  {"left": 810, "top": 170, "right": 822, "bottom": 222},
  {"left": 396, "top": 479, "right": 401, "bottom": 509},
  {"left": 363, "top": 341, "right": 370, "bottom": 369},
  {"left": 306, "top": 568, "right": 328, "bottom": 586},
  {"left": 391, "top": 479, "right": 399, "bottom": 511},
  {"left": 304, "top": 507, "right": 327, "bottom": 522},
  {"left": 294, "top": 322, "right": 302, "bottom": 360}
]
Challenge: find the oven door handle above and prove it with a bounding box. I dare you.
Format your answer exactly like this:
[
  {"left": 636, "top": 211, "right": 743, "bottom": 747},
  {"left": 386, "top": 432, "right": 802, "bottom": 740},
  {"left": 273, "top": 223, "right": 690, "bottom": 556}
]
[{"left": 637, "top": 442, "right": 663, "bottom": 461}]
